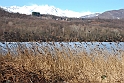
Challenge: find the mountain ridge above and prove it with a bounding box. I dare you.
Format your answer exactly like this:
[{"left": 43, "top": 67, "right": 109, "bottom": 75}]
[
  {"left": 0, "top": 5, "right": 93, "bottom": 18},
  {"left": 97, "top": 9, "right": 124, "bottom": 19},
  {"left": 80, "top": 9, "right": 124, "bottom": 19},
  {"left": 1, "top": 5, "right": 124, "bottom": 19}
]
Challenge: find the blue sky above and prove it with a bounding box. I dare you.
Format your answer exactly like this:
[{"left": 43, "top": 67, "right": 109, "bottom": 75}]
[{"left": 1, "top": 0, "right": 124, "bottom": 13}]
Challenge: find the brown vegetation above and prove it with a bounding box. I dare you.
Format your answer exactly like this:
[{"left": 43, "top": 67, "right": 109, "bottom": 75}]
[
  {"left": 0, "top": 42, "right": 124, "bottom": 83},
  {"left": 0, "top": 7, "right": 124, "bottom": 42}
]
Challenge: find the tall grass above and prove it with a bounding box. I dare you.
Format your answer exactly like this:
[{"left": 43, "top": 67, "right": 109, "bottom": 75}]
[{"left": 0, "top": 42, "right": 124, "bottom": 83}]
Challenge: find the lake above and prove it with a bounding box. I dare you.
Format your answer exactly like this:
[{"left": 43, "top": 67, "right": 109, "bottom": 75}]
[{"left": 0, "top": 42, "right": 124, "bottom": 55}]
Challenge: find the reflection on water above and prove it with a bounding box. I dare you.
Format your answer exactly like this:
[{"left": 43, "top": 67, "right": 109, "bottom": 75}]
[{"left": 0, "top": 42, "right": 124, "bottom": 55}]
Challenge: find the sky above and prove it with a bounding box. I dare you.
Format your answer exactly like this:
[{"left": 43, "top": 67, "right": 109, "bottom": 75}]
[{"left": 0, "top": 0, "right": 124, "bottom": 13}]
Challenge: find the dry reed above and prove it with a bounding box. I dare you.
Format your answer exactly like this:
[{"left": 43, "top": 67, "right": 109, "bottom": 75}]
[{"left": 0, "top": 42, "right": 124, "bottom": 83}]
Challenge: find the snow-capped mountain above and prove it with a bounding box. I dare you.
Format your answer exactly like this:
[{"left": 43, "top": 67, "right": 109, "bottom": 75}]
[
  {"left": 1, "top": 4, "right": 94, "bottom": 18},
  {"left": 80, "top": 13, "right": 100, "bottom": 18}
]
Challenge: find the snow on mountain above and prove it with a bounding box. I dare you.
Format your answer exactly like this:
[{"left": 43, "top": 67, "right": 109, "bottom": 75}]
[
  {"left": 1, "top": 4, "right": 94, "bottom": 18},
  {"left": 80, "top": 13, "right": 100, "bottom": 18}
]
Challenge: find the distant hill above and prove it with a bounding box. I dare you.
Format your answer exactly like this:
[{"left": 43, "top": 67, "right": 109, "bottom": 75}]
[
  {"left": 0, "top": 7, "right": 30, "bottom": 19},
  {"left": 80, "top": 9, "right": 124, "bottom": 19},
  {"left": 98, "top": 9, "right": 124, "bottom": 19},
  {"left": 0, "top": 7, "right": 11, "bottom": 17}
]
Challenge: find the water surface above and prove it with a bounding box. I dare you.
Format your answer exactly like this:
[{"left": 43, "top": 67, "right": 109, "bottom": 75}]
[{"left": 0, "top": 42, "right": 124, "bottom": 55}]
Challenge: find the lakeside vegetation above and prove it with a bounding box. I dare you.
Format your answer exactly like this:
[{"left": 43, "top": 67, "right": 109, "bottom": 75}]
[
  {"left": 0, "top": 7, "right": 124, "bottom": 42},
  {"left": 0, "top": 42, "right": 124, "bottom": 83},
  {"left": 0, "top": 17, "right": 124, "bottom": 42}
]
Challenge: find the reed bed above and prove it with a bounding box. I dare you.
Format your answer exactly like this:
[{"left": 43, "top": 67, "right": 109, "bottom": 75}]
[{"left": 0, "top": 42, "right": 124, "bottom": 83}]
